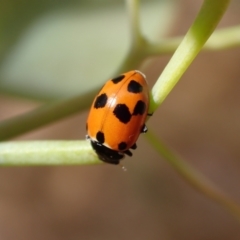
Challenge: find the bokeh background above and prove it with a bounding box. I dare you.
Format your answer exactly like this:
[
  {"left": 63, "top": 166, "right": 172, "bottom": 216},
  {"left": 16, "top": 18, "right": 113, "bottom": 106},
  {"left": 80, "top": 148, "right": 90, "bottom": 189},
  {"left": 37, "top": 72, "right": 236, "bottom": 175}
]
[{"left": 1, "top": 0, "right": 240, "bottom": 239}]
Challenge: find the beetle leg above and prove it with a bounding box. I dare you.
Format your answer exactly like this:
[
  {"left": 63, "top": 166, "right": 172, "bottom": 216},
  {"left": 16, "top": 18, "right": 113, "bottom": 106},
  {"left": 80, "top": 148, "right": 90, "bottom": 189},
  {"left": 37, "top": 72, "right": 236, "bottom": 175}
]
[
  {"left": 124, "top": 149, "right": 132, "bottom": 157},
  {"left": 141, "top": 124, "right": 148, "bottom": 133},
  {"left": 130, "top": 143, "right": 137, "bottom": 149}
]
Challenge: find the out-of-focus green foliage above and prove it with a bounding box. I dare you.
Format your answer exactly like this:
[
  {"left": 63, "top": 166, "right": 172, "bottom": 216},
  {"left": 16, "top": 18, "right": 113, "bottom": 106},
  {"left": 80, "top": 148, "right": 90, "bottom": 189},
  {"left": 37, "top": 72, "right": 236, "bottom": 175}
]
[{"left": 0, "top": 0, "right": 173, "bottom": 100}]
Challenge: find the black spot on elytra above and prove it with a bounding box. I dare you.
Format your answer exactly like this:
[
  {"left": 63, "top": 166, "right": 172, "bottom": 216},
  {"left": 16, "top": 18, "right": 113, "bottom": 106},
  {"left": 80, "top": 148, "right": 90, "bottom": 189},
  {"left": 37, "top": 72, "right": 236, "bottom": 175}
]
[
  {"left": 132, "top": 100, "right": 146, "bottom": 115},
  {"left": 118, "top": 142, "right": 127, "bottom": 151},
  {"left": 111, "top": 75, "right": 125, "bottom": 84},
  {"left": 94, "top": 93, "right": 108, "bottom": 109},
  {"left": 96, "top": 131, "right": 105, "bottom": 144},
  {"left": 127, "top": 80, "right": 143, "bottom": 93},
  {"left": 113, "top": 104, "right": 131, "bottom": 124}
]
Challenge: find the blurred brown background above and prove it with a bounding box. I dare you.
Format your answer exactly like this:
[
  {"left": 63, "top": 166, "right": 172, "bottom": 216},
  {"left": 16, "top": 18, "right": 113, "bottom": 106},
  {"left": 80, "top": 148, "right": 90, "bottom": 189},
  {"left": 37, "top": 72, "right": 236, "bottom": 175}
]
[{"left": 1, "top": 0, "right": 240, "bottom": 239}]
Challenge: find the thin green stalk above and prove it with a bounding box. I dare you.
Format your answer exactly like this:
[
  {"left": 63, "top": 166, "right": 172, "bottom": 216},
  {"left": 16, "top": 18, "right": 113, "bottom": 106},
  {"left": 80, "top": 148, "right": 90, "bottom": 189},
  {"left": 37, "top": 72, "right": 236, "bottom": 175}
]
[
  {"left": 203, "top": 25, "right": 240, "bottom": 50},
  {"left": 0, "top": 89, "right": 97, "bottom": 141},
  {"left": 125, "top": 0, "right": 142, "bottom": 46},
  {"left": 149, "top": 0, "right": 230, "bottom": 113},
  {"left": 144, "top": 25, "right": 240, "bottom": 56},
  {"left": 145, "top": 130, "right": 240, "bottom": 223},
  {"left": 0, "top": 141, "right": 101, "bottom": 166}
]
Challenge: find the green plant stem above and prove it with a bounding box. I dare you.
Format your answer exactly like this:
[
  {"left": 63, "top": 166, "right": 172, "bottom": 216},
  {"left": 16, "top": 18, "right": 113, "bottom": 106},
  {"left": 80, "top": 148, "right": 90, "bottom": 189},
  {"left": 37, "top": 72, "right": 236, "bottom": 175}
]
[
  {"left": 145, "top": 25, "right": 240, "bottom": 56},
  {"left": 145, "top": 130, "right": 240, "bottom": 223},
  {"left": 117, "top": 0, "right": 147, "bottom": 73},
  {"left": 204, "top": 25, "right": 240, "bottom": 50},
  {"left": 0, "top": 141, "right": 101, "bottom": 166},
  {"left": 125, "top": 0, "right": 142, "bottom": 46},
  {"left": 0, "top": 89, "right": 97, "bottom": 141},
  {"left": 149, "top": 0, "right": 230, "bottom": 113}
]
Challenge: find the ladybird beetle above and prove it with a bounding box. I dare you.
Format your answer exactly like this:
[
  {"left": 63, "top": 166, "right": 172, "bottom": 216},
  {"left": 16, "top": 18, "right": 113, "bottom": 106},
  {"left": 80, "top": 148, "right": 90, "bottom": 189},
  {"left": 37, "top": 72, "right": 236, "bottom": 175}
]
[{"left": 86, "top": 70, "right": 150, "bottom": 165}]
